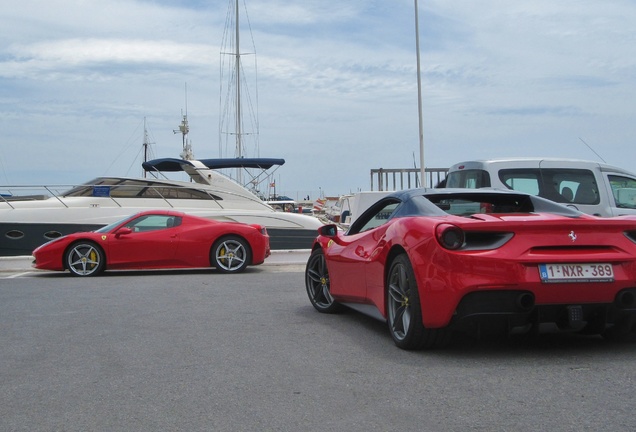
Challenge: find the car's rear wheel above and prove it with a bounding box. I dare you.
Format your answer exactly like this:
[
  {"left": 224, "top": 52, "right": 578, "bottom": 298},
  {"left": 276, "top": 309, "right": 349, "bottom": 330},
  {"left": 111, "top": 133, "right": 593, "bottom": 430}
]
[
  {"left": 305, "top": 248, "right": 341, "bottom": 313},
  {"left": 602, "top": 315, "right": 636, "bottom": 343},
  {"left": 211, "top": 235, "right": 250, "bottom": 273},
  {"left": 386, "top": 254, "right": 450, "bottom": 350},
  {"left": 65, "top": 241, "right": 105, "bottom": 277}
]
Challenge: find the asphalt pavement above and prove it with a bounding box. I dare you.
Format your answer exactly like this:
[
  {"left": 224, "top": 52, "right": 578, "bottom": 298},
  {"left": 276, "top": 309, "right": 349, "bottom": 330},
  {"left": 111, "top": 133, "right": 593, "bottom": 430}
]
[{"left": 3, "top": 269, "right": 636, "bottom": 431}]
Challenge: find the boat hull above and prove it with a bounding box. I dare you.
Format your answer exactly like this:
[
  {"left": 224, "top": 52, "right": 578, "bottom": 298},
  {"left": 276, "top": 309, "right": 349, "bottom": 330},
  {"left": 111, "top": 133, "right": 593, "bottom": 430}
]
[{"left": 0, "top": 221, "right": 316, "bottom": 256}]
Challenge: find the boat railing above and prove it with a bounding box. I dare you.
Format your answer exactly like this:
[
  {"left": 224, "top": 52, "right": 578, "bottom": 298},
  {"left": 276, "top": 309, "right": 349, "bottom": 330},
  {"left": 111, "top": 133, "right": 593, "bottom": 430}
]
[
  {"left": 370, "top": 167, "right": 448, "bottom": 191},
  {"left": 0, "top": 186, "right": 54, "bottom": 209},
  {"left": 0, "top": 182, "right": 229, "bottom": 210}
]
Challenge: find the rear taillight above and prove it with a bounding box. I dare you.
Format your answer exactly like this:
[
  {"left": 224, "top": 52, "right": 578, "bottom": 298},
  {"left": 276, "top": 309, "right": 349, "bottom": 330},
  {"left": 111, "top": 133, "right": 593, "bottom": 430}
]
[{"left": 436, "top": 223, "right": 465, "bottom": 250}]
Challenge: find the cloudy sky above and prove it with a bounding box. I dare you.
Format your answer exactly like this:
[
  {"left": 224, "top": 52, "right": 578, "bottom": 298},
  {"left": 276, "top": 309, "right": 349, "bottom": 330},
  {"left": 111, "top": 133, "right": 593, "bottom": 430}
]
[{"left": 1, "top": 0, "right": 635, "bottom": 199}]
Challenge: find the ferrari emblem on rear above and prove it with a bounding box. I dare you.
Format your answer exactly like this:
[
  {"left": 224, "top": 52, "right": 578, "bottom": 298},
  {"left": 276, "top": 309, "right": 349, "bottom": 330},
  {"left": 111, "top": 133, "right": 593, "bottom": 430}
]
[
  {"left": 101, "top": 235, "right": 107, "bottom": 241},
  {"left": 568, "top": 231, "right": 577, "bottom": 242}
]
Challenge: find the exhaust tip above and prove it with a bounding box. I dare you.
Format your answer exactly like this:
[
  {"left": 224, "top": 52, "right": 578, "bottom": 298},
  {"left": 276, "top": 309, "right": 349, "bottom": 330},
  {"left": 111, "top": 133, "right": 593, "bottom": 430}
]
[
  {"left": 516, "top": 293, "right": 535, "bottom": 312},
  {"left": 617, "top": 291, "right": 636, "bottom": 308}
]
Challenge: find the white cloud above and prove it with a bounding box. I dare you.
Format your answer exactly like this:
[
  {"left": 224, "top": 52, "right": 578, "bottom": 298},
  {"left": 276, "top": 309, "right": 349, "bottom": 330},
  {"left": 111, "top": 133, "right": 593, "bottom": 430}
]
[
  {"left": 2, "top": 38, "right": 215, "bottom": 79},
  {"left": 0, "top": 0, "right": 635, "bottom": 196}
]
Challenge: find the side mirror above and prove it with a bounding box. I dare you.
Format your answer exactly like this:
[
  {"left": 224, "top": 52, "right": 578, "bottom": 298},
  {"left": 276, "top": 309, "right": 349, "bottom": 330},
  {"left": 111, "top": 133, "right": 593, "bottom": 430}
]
[
  {"left": 116, "top": 227, "right": 133, "bottom": 237},
  {"left": 318, "top": 224, "right": 338, "bottom": 237}
]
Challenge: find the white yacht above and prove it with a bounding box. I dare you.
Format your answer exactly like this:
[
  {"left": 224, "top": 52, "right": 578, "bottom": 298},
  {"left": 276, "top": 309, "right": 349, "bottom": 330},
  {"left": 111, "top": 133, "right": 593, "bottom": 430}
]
[
  {"left": 1, "top": 0, "right": 326, "bottom": 256},
  {"left": 0, "top": 157, "right": 322, "bottom": 256}
]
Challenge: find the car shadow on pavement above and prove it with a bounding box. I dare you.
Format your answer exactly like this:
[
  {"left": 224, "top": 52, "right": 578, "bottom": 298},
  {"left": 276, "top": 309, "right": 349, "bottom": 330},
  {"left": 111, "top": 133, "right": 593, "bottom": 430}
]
[
  {"left": 28, "top": 266, "right": 267, "bottom": 278},
  {"left": 296, "top": 303, "right": 636, "bottom": 358}
]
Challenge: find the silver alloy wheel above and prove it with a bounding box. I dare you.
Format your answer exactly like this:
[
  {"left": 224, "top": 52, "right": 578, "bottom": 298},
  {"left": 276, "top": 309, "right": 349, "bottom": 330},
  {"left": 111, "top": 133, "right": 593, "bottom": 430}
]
[
  {"left": 213, "top": 236, "right": 249, "bottom": 273},
  {"left": 387, "top": 260, "right": 412, "bottom": 341},
  {"left": 66, "top": 242, "right": 104, "bottom": 276}
]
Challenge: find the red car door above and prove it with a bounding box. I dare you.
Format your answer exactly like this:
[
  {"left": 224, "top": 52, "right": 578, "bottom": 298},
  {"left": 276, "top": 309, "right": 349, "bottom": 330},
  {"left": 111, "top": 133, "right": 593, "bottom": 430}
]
[
  {"left": 325, "top": 234, "right": 369, "bottom": 301},
  {"left": 328, "top": 200, "right": 400, "bottom": 300},
  {"left": 107, "top": 215, "right": 181, "bottom": 269}
]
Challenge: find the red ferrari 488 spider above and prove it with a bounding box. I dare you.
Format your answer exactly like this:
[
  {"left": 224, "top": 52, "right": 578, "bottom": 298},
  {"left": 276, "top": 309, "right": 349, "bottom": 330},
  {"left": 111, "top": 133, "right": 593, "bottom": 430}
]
[
  {"left": 33, "top": 210, "right": 270, "bottom": 276},
  {"left": 305, "top": 188, "right": 636, "bottom": 349}
]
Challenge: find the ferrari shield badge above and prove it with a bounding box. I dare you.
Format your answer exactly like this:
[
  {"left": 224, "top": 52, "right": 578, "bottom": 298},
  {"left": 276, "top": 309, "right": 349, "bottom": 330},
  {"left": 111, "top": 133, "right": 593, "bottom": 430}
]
[{"left": 101, "top": 235, "right": 107, "bottom": 241}]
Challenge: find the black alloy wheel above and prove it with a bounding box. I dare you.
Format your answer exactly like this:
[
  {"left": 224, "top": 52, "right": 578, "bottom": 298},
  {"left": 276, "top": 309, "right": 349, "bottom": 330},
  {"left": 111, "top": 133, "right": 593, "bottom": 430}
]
[
  {"left": 305, "top": 248, "right": 341, "bottom": 313},
  {"left": 386, "top": 254, "right": 450, "bottom": 350}
]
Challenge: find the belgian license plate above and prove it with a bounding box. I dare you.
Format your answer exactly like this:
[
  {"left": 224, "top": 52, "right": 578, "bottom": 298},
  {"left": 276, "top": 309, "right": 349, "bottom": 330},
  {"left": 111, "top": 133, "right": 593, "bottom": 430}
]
[{"left": 539, "top": 263, "right": 614, "bottom": 283}]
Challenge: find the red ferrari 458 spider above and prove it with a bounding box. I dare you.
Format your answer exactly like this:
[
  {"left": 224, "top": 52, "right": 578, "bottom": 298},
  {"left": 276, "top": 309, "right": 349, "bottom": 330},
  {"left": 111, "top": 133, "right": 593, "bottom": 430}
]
[
  {"left": 305, "top": 188, "right": 636, "bottom": 349},
  {"left": 33, "top": 210, "right": 270, "bottom": 276}
]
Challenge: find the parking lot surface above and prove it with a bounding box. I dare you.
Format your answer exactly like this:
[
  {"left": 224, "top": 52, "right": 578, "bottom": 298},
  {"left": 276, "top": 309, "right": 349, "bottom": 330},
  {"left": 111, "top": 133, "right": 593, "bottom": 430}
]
[{"left": 2, "top": 259, "right": 636, "bottom": 431}]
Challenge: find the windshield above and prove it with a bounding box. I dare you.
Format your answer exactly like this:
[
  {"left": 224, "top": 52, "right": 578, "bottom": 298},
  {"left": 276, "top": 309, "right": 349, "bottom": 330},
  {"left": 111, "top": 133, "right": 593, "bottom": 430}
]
[
  {"left": 63, "top": 178, "right": 222, "bottom": 200},
  {"left": 424, "top": 192, "right": 583, "bottom": 218},
  {"left": 95, "top": 215, "right": 133, "bottom": 233}
]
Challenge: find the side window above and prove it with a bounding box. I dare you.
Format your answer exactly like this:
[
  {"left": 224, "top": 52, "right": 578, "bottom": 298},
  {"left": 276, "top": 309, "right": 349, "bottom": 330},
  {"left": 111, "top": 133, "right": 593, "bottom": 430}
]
[
  {"left": 499, "top": 170, "right": 540, "bottom": 195},
  {"left": 535, "top": 169, "right": 598, "bottom": 204},
  {"left": 348, "top": 201, "right": 400, "bottom": 235},
  {"left": 547, "top": 170, "right": 599, "bottom": 205},
  {"left": 125, "top": 215, "right": 180, "bottom": 232},
  {"left": 501, "top": 168, "right": 600, "bottom": 204},
  {"left": 358, "top": 202, "right": 399, "bottom": 232},
  {"left": 609, "top": 175, "right": 636, "bottom": 208},
  {"left": 556, "top": 181, "right": 578, "bottom": 202}
]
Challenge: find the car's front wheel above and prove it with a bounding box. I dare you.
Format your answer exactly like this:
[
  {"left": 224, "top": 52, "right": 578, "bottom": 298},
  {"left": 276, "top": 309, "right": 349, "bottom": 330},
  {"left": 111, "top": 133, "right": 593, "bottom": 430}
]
[
  {"left": 386, "top": 254, "right": 450, "bottom": 350},
  {"left": 65, "top": 241, "right": 105, "bottom": 277},
  {"left": 305, "top": 248, "right": 341, "bottom": 313},
  {"left": 211, "top": 235, "right": 251, "bottom": 273}
]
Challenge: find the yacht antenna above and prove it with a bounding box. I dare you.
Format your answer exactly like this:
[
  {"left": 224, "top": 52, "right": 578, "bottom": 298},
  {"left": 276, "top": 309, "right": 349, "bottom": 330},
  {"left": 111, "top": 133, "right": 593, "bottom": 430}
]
[
  {"left": 143, "top": 117, "right": 151, "bottom": 178},
  {"left": 174, "top": 83, "right": 194, "bottom": 161}
]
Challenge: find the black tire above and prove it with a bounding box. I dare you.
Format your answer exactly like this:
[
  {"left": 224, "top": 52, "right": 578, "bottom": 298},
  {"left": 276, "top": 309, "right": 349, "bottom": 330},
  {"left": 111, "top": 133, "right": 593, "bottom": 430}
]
[
  {"left": 211, "top": 235, "right": 251, "bottom": 273},
  {"left": 602, "top": 315, "right": 636, "bottom": 343},
  {"left": 386, "top": 254, "right": 450, "bottom": 350},
  {"left": 65, "top": 241, "right": 105, "bottom": 277},
  {"left": 305, "top": 248, "right": 341, "bottom": 313}
]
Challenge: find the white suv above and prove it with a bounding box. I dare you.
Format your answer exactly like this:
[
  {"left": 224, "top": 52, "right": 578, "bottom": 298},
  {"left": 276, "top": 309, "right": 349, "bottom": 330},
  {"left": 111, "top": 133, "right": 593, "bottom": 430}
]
[{"left": 445, "top": 158, "right": 636, "bottom": 217}]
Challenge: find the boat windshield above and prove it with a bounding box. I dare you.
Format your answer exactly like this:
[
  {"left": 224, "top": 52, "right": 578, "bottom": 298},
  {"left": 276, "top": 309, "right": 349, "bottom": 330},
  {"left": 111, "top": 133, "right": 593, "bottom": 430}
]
[{"left": 62, "top": 178, "right": 222, "bottom": 200}]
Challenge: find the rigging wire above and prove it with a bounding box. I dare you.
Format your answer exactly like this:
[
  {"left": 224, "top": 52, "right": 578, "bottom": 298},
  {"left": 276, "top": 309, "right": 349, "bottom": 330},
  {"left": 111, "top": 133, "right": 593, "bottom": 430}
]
[{"left": 103, "top": 117, "right": 156, "bottom": 178}]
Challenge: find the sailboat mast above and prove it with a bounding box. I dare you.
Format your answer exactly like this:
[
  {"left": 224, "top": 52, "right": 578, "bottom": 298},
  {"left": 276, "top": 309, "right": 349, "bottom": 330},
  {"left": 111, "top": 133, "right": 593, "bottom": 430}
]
[{"left": 219, "top": 0, "right": 259, "bottom": 185}]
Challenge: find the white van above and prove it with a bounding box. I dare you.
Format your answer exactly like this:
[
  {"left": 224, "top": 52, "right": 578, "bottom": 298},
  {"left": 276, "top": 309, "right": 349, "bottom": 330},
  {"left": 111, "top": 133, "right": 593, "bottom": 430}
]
[
  {"left": 336, "top": 191, "right": 391, "bottom": 226},
  {"left": 445, "top": 158, "right": 636, "bottom": 217}
]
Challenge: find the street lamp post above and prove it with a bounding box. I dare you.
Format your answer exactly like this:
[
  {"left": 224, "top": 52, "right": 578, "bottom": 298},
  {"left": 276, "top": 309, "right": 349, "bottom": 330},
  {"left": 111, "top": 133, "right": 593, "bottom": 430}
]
[{"left": 414, "top": 0, "right": 425, "bottom": 186}]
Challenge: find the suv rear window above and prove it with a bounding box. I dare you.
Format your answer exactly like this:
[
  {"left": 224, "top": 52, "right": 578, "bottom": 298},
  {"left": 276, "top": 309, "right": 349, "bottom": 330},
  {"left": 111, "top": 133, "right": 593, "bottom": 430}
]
[{"left": 445, "top": 169, "right": 490, "bottom": 188}]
